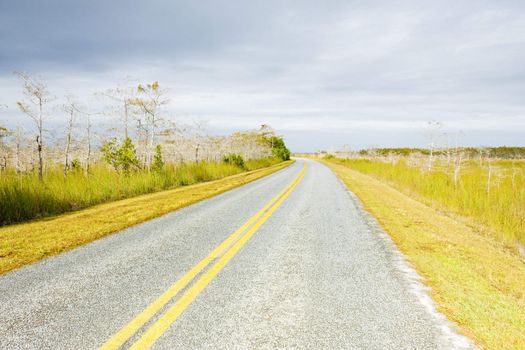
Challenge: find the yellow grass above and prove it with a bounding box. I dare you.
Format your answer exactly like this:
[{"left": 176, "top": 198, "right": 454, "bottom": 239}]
[
  {"left": 0, "top": 160, "right": 293, "bottom": 275},
  {"left": 321, "top": 159, "right": 525, "bottom": 350},
  {"left": 0, "top": 158, "right": 283, "bottom": 225},
  {"left": 326, "top": 157, "right": 525, "bottom": 248}
]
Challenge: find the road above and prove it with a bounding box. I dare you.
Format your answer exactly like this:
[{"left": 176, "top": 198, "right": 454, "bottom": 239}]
[{"left": 0, "top": 159, "right": 475, "bottom": 349}]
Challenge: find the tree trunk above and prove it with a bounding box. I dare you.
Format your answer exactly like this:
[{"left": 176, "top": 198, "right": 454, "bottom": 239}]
[
  {"left": 85, "top": 115, "right": 91, "bottom": 177},
  {"left": 195, "top": 144, "right": 199, "bottom": 163},
  {"left": 124, "top": 101, "right": 129, "bottom": 139},
  {"left": 487, "top": 158, "right": 492, "bottom": 195},
  {"left": 64, "top": 110, "right": 73, "bottom": 177},
  {"left": 427, "top": 143, "right": 433, "bottom": 172},
  {"left": 37, "top": 135, "right": 43, "bottom": 181},
  {"left": 15, "top": 128, "right": 21, "bottom": 174},
  {"left": 37, "top": 99, "right": 44, "bottom": 182}
]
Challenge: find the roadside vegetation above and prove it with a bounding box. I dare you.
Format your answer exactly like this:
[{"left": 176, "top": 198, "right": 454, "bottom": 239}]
[
  {"left": 0, "top": 160, "right": 292, "bottom": 275},
  {"left": 0, "top": 158, "right": 282, "bottom": 225},
  {"left": 322, "top": 150, "right": 525, "bottom": 249},
  {"left": 0, "top": 75, "right": 291, "bottom": 225},
  {"left": 320, "top": 151, "right": 525, "bottom": 350},
  {"left": 357, "top": 146, "right": 525, "bottom": 159}
]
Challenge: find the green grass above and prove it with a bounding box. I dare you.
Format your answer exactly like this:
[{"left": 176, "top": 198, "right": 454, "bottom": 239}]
[
  {"left": 322, "top": 159, "right": 525, "bottom": 350},
  {"left": 326, "top": 157, "right": 525, "bottom": 248},
  {"left": 0, "top": 157, "right": 282, "bottom": 225},
  {"left": 0, "top": 160, "right": 293, "bottom": 275}
]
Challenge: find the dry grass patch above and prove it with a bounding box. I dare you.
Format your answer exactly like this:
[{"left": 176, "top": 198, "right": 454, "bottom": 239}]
[
  {"left": 0, "top": 161, "right": 292, "bottom": 275},
  {"left": 322, "top": 159, "right": 525, "bottom": 350}
]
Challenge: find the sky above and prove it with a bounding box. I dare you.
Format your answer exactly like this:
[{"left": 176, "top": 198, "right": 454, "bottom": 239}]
[{"left": 0, "top": 0, "right": 524, "bottom": 152}]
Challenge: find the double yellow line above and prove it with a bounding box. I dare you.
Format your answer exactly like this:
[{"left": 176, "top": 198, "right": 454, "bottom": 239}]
[{"left": 100, "top": 162, "right": 308, "bottom": 350}]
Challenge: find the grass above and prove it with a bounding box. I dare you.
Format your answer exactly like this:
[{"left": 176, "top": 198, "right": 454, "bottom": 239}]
[
  {"left": 321, "top": 159, "right": 525, "bottom": 350},
  {"left": 0, "top": 160, "right": 293, "bottom": 275},
  {"left": 0, "top": 157, "right": 282, "bottom": 225},
  {"left": 325, "top": 157, "right": 525, "bottom": 248}
]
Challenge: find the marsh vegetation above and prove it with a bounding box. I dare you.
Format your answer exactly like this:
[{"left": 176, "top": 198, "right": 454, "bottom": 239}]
[
  {"left": 322, "top": 147, "right": 525, "bottom": 250},
  {"left": 0, "top": 75, "right": 291, "bottom": 225}
]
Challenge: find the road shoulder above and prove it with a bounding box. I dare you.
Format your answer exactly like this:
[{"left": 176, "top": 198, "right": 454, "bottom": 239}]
[{"left": 321, "top": 159, "right": 525, "bottom": 350}]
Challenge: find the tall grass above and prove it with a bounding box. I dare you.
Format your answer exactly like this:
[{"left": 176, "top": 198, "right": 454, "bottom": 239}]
[
  {"left": 329, "top": 157, "right": 525, "bottom": 246},
  {"left": 0, "top": 157, "right": 281, "bottom": 225}
]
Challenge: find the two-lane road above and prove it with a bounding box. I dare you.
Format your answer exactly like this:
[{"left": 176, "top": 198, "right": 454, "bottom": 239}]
[{"left": 0, "top": 159, "right": 474, "bottom": 349}]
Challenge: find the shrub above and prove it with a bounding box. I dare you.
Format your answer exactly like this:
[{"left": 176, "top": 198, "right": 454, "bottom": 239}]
[
  {"left": 70, "top": 158, "right": 82, "bottom": 171},
  {"left": 222, "top": 153, "right": 246, "bottom": 169},
  {"left": 101, "top": 137, "right": 140, "bottom": 174},
  {"left": 151, "top": 144, "right": 164, "bottom": 173}
]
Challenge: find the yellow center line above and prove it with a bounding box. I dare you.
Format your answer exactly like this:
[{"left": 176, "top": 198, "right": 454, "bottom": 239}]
[
  {"left": 99, "top": 162, "right": 307, "bottom": 350},
  {"left": 130, "top": 163, "right": 307, "bottom": 349}
]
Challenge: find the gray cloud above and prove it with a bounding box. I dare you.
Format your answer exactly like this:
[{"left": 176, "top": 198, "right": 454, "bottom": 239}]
[{"left": 0, "top": 0, "right": 524, "bottom": 151}]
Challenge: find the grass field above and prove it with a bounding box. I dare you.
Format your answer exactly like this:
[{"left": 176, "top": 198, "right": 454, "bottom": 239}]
[
  {"left": 322, "top": 159, "right": 525, "bottom": 350},
  {"left": 0, "top": 157, "right": 281, "bottom": 225},
  {"left": 0, "top": 160, "right": 292, "bottom": 275},
  {"left": 325, "top": 157, "right": 525, "bottom": 249}
]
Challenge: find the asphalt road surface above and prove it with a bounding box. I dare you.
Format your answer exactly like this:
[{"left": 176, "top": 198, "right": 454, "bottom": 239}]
[{"left": 0, "top": 159, "right": 475, "bottom": 349}]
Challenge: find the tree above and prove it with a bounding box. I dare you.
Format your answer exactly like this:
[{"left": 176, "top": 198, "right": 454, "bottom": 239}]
[
  {"left": 15, "top": 72, "right": 51, "bottom": 181},
  {"left": 267, "top": 135, "right": 291, "bottom": 160},
  {"left": 129, "top": 81, "right": 169, "bottom": 166},
  {"left": 0, "top": 125, "right": 9, "bottom": 172},
  {"left": 259, "top": 124, "right": 276, "bottom": 148},
  {"left": 11, "top": 125, "right": 26, "bottom": 174},
  {"left": 100, "top": 85, "right": 135, "bottom": 140},
  {"left": 258, "top": 125, "right": 291, "bottom": 161},
  {"left": 101, "top": 137, "right": 140, "bottom": 175},
  {"left": 453, "top": 151, "right": 463, "bottom": 188},
  {"left": 452, "top": 130, "right": 464, "bottom": 188},
  {"left": 85, "top": 111, "right": 92, "bottom": 176},
  {"left": 101, "top": 138, "right": 120, "bottom": 171},
  {"left": 119, "top": 137, "right": 140, "bottom": 174},
  {"left": 151, "top": 144, "right": 164, "bottom": 172},
  {"left": 190, "top": 121, "right": 207, "bottom": 163},
  {"left": 62, "top": 96, "right": 81, "bottom": 176},
  {"left": 426, "top": 121, "right": 442, "bottom": 172}
]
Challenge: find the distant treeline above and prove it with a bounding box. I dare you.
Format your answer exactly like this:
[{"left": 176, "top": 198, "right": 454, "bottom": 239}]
[{"left": 358, "top": 147, "right": 525, "bottom": 159}]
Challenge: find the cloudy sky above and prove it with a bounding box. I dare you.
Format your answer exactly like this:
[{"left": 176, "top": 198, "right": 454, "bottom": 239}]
[{"left": 1, "top": 0, "right": 524, "bottom": 151}]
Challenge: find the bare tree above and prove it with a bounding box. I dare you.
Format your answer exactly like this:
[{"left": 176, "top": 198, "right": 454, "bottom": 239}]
[
  {"left": 426, "top": 121, "right": 442, "bottom": 172},
  {"left": 443, "top": 132, "right": 452, "bottom": 166},
  {"left": 190, "top": 121, "right": 208, "bottom": 162},
  {"left": 15, "top": 129, "right": 21, "bottom": 173},
  {"left": 486, "top": 150, "right": 493, "bottom": 195},
  {"left": 0, "top": 124, "right": 9, "bottom": 172},
  {"left": 453, "top": 151, "right": 463, "bottom": 188},
  {"left": 15, "top": 72, "right": 51, "bottom": 181},
  {"left": 0, "top": 105, "right": 10, "bottom": 171},
  {"left": 511, "top": 158, "right": 520, "bottom": 190},
  {"left": 452, "top": 131, "right": 464, "bottom": 188},
  {"left": 130, "top": 82, "right": 169, "bottom": 166},
  {"left": 260, "top": 124, "right": 276, "bottom": 149},
  {"left": 62, "top": 96, "right": 81, "bottom": 176},
  {"left": 84, "top": 111, "right": 94, "bottom": 176},
  {"left": 13, "top": 125, "right": 26, "bottom": 174},
  {"left": 100, "top": 85, "right": 135, "bottom": 140}
]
